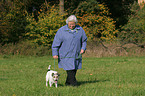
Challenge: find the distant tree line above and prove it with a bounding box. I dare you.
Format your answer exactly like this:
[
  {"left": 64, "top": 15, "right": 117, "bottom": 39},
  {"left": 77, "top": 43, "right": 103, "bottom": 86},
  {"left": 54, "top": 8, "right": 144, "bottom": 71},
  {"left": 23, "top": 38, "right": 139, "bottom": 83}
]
[{"left": 0, "top": 0, "right": 145, "bottom": 48}]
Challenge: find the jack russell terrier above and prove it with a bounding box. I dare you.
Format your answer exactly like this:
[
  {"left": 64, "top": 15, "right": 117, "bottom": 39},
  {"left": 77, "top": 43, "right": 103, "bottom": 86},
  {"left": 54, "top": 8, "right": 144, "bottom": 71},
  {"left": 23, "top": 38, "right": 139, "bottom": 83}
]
[{"left": 46, "top": 65, "right": 60, "bottom": 88}]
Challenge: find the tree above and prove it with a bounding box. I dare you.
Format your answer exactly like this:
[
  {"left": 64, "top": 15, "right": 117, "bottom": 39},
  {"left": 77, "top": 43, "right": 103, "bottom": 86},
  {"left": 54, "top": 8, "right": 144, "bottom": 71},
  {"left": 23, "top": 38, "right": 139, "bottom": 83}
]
[
  {"left": 0, "top": 0, "right": 27, "bottom": 44},
  {"left": 120, "top": 2, "right": 145, "bottom": 45},
  {"left": 97, "top": 0, "right": 136, "bottom": 28},
  {"left": 59, "top": 0, "right": 64, "bottom": 14},
  {"left": 74, "top": 0, "right": 118, "bottom": 41},
  {"left": 25, "top": 5, "right": 67, "bottom": 47}
]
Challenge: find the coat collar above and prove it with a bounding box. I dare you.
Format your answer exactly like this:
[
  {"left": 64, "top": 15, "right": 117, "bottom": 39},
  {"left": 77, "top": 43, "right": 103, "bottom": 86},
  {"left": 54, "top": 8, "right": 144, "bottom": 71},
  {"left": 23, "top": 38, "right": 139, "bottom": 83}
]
[{"left": 64, "top": 25, "right": 80, "bottom": 32}]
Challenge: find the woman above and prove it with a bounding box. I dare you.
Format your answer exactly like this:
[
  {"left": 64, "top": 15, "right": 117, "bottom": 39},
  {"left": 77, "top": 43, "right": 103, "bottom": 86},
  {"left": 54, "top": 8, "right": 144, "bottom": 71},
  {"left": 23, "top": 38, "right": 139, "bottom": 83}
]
[{"left": 52, "top": 15, "right": 87, "bottom": 86}]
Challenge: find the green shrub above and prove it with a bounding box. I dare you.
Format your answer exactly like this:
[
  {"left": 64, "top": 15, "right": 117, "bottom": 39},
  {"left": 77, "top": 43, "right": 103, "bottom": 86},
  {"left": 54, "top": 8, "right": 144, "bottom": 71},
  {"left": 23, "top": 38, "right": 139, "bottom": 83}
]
[
  {"left": 74, "top": 0, "right": 118, "bottom": 41},
  {"left": 120, "top": 2, "right": 145, "bottom": 44},
  {"left": 0, "top": 0, "right": 27, "bottom": 44},
  {"left": 25, "top": 5, "right": 67, "bottom": 47}
]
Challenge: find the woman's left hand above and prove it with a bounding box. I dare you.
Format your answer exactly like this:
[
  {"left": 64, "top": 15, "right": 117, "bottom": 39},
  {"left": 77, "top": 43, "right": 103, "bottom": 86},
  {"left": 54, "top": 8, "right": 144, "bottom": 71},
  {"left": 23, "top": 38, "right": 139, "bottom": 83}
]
[{"left": 80, "top": 49, "right": 84, "bottom": 54}]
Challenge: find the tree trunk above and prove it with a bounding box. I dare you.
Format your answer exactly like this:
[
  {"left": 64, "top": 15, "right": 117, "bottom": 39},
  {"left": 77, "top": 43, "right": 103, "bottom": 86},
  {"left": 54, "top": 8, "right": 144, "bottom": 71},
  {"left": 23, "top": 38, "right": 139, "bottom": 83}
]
[
  {"left": 59, "top": 0, "right": 64, "bottom": 14},
  {"left": 45, "top": 0, "right": 48, "bottom": 10}
]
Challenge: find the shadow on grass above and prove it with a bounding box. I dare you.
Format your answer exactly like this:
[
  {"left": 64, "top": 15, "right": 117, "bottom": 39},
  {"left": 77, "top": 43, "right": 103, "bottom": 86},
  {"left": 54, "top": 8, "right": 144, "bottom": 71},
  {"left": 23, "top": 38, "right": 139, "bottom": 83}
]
[
  {"left": 77, "top": 79, "right": 110, "bottom": 86},
  {"left": 57, "top": 79, "right": 110, "bottom": 87}
]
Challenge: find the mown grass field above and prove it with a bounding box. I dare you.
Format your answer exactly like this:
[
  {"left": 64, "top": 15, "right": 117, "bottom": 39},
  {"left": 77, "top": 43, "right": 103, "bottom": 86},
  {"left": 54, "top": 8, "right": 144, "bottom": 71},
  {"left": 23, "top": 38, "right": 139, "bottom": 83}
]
[{"left": 0, "top": 56, "right": 145, "bottom": 96}]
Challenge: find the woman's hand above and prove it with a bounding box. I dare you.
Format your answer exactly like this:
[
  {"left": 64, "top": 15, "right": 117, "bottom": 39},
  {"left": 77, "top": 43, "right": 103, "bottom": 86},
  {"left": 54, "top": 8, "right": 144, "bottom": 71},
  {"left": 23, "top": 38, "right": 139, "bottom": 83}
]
[
  {"left": 53, "top": 55, "right": 58, "bottom": 59},
  {"left": 80, "top": 49, "right": 84, "bottom": 54}
]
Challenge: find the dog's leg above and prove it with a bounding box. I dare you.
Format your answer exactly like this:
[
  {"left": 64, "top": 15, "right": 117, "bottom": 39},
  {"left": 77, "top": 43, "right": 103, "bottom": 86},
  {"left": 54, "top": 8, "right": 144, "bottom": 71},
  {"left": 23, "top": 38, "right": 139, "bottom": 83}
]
[
  {"left": 55, "top": 83, "right": 58, "bottom": 88},
  {"left": 46, "top": 76, "right": 48, "bottom": 86},
  {"left": 46, "top": 81, "right": 48, "bottom": 86},
  {"left": 49, "top": 81, "right": 52, "bottom": 87}
]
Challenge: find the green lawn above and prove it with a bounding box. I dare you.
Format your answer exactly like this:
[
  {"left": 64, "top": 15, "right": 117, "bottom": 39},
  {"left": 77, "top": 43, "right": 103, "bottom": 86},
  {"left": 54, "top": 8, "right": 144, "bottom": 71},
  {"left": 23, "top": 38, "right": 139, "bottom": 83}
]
[{"left": 0, "top": 56, "right": 145, "bottom": 96}]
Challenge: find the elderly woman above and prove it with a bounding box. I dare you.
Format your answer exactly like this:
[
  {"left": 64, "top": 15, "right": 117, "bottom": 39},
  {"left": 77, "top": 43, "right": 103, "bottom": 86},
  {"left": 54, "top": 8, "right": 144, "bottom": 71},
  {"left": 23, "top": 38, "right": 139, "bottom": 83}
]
[{"left": 52, "top": 15, "right": 87, "bottom": 86}]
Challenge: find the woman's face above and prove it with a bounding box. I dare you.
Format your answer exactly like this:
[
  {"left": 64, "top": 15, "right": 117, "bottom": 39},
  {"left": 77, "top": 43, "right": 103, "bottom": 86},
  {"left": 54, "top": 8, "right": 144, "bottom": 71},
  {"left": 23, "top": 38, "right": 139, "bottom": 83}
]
[{"left": 68, "top": 21, "right": 76, "bottom": 30}]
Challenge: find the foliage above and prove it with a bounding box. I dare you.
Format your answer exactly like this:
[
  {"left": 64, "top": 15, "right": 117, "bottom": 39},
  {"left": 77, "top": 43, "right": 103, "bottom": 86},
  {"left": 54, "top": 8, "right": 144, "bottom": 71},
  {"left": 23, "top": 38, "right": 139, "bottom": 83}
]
[
  {"left": 120, "top": 2, "right": 145, "bottom": 44},
  {"left": 0, "top": 0, "right": 27, "bottom": 44},
  {"left": 74, "top": 0, "right": 118, "bottom": 41},
  {"left": 0, "top": 41, "right": 51, "bottom": 56},
  {"left": 25, "top": 5, "right": 67, "bottom": 47},
  {"left": 97, "top": 0, "right": 135, "bottom": 28},
  {"left": 64, "top": 0, "right": 83, "bottom": 16}
]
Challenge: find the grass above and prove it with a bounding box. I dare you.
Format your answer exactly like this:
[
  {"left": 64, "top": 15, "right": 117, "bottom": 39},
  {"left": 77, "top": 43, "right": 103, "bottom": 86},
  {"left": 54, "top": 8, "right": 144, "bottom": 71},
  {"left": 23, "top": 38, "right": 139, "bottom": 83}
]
[{"left": 0, "top": 55, "right": 145, "bottom": 96}]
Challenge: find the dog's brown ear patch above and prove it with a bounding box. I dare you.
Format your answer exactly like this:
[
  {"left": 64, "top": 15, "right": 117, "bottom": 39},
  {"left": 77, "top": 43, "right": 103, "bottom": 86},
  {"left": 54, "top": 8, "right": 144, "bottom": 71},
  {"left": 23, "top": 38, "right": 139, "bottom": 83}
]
[{"left": 52, "top": 73, "right": 54, "bottom": 76}]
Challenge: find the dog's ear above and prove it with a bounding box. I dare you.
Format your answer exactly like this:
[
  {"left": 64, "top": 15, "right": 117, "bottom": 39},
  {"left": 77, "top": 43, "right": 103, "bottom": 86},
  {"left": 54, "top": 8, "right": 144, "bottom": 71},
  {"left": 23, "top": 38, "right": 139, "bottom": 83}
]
[{"left": 52, "top": 73, "right": 54, "bottom": 77}]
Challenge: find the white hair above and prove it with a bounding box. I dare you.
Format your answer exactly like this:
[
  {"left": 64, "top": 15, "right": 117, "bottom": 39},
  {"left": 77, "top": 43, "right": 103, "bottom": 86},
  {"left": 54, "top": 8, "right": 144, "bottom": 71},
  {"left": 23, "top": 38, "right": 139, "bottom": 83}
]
[{"left": 66, "top": 15, "right": 78, "bottom": 24}]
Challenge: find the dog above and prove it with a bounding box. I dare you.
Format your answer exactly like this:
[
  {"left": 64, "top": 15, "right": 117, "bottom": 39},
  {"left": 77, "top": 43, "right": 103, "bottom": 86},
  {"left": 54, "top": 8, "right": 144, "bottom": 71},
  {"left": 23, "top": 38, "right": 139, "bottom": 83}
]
[{"left": 46, "top": 65, "right": 60, "bottom": 88}]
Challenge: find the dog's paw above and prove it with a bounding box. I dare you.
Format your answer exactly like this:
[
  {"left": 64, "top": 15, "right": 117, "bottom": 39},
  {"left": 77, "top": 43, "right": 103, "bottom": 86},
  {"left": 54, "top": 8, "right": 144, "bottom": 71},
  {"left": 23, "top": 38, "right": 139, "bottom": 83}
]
[{"left": 46, "top": 83, "right": 48, "bottom": 87}]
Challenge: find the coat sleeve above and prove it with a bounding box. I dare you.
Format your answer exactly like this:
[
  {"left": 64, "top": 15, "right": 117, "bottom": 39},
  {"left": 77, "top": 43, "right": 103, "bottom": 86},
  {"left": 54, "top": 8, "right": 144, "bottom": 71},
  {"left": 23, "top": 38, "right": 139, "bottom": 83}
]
[
  {"left": 81, "top": 28, "right": 87, "bottom": 51},
  {"left": 52, "top": 29, "right": 63, "bottom": 56}
]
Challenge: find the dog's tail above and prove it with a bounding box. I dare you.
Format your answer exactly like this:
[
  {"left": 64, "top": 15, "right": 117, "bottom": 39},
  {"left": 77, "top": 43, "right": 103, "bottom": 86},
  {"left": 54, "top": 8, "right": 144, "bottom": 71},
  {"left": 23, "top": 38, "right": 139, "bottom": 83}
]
[{"left": 47, "top": 65, "right": 51, "bottom": 71}]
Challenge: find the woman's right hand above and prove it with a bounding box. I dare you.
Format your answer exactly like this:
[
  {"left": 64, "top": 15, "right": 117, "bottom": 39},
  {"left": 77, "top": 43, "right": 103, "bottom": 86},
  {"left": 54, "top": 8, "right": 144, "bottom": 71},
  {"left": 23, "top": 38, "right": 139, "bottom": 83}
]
[{"left": 53, "top": 55, "right": 58, "bottom": 59}]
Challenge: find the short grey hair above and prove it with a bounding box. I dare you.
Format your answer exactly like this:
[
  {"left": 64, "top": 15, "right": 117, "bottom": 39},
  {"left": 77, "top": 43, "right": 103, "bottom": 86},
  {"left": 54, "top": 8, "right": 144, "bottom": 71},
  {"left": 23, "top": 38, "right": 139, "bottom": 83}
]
[{"left": 66, "top": 15, "right": 78, "bottom": 24}]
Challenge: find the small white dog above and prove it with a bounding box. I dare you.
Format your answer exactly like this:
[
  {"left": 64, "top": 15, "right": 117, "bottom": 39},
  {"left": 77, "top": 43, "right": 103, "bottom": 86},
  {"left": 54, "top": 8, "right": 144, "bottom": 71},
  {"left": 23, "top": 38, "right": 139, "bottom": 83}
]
[{"left": 46, "top": 65, "right": 60, "bottom": 88}]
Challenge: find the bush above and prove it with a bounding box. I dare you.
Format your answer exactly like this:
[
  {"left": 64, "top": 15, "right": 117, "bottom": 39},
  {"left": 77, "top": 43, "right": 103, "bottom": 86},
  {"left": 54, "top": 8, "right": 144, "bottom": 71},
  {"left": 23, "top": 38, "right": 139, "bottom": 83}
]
[
  {"left": 0, "top": 0, "right": 27, "bottom": 44},
  {"left": 74, "top": 0, "right": 118, "bottom": 41},
  {"left": 25, "top": 5, "right": 67, "bottom": 47},
  {"left": 120, "top": 2, "right": 145, "bottom": 44}
]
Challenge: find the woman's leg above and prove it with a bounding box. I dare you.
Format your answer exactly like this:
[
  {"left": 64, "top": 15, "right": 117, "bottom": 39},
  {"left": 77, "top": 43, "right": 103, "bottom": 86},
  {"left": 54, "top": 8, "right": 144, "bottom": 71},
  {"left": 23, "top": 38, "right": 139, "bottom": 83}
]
[{"left": 65, "top": 70, "right": 77, "bottom": 86}]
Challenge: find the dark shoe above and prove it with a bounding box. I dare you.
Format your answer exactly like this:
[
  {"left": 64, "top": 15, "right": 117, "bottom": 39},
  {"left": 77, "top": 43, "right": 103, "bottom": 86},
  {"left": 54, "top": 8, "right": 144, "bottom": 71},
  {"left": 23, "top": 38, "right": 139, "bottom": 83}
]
[
  {"left": 65, "top": 83, "right": 78, "bottom": 87},
  {"left": 65, "top": 82, "right": 70, "bottom": 86},
  {"left": 70, "top": 84, "right": 79, "bottom": 87}
]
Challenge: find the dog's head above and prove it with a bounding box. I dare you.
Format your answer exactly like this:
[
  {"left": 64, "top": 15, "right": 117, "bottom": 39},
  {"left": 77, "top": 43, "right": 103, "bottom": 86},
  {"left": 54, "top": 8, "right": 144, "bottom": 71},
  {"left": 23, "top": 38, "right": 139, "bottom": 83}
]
[{"left": 52, "top": 73, "right": 60, "bottom": 83}]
